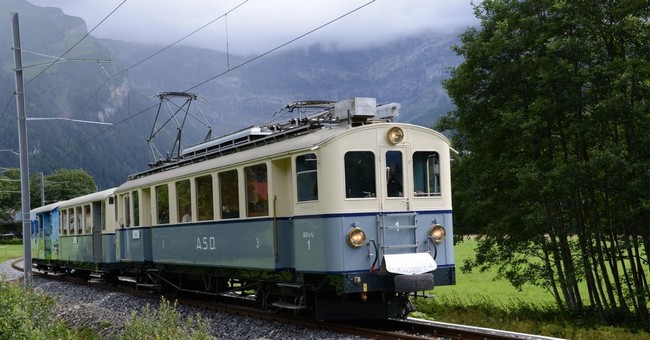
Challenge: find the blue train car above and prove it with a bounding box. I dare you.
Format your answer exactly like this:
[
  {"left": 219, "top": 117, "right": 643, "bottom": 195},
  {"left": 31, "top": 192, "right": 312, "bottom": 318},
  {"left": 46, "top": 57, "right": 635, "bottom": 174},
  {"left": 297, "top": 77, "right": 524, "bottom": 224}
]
[{"left": 31, "top": 202, "right": 61, "bottom": 266}]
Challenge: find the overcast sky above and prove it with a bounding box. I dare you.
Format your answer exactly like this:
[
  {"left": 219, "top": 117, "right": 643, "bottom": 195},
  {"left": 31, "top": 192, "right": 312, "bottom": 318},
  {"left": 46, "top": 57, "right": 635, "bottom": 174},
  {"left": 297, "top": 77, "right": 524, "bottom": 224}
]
[{"left": 27, "top": 0, "right": 478, "bottom": 54}]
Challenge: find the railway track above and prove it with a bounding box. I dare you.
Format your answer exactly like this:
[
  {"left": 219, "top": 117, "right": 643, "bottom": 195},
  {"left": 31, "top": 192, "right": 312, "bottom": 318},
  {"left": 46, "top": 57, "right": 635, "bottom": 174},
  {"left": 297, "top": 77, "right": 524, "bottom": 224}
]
[{"left": 11, "top": 259, "right": 562, "bottom": 339}]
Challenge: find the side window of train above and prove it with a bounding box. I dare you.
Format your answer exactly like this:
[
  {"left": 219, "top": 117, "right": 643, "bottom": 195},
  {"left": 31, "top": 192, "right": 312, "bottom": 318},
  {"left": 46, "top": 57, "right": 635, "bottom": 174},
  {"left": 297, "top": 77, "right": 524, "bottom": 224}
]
[
  {"left": 76, "top": 206, "right": 82, "bottom": 233},
  {"left": 132, "top": 190, "right": 140, "bottom": 227},
  {"left": 69, "top": 208, "right": 75, "bottom": 234},
  {"left": 123, "top": 195, "right": 131, "bottom": 228},
  {"left": 219, "top": 170, "right": 240, "bottom": 219},
  {"left": 156, "top": 184, "right": 169, "bottom": 224},
  {"left": 176, "top": 179, "right": 191, "bottom": 223},
  {"left": 84, "top": 204, "right": 91, "bottom": 234},
  {"left": 413, "top": 151, "right": 441, "bottom": 197},
  {"left": 296, "top": 153, "right": 318, "bottom": 202},
  {"left": 196, "top": 175, "right": 214, "bottom": 221},
  {"left": 344, "top": 151, "right": 376, "bottom": 198},
  {"left": 101, "top": 201, "right": 106, "bottom": 231},
  {"left": 245, "top": 164, "right": 269, "bottom": 217},
  {"left": 61, "top": 210, "right": 68, "bottom": 235},
  {"left": 386, "top": 150, "right": 404, "bottom": 197}
]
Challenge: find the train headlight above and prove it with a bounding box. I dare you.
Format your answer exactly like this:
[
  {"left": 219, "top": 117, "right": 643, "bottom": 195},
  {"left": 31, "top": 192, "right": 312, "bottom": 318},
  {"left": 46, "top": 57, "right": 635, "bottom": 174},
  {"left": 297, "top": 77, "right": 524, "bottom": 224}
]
[
  {"left": 387, "top": 127, "right": 404, "bottom": 145},
  {"left": 429, "top": 224, "right": 446, "bottom": 244},
  {"left": 347, "top": 227, "right": 366, "bottom": 248}
]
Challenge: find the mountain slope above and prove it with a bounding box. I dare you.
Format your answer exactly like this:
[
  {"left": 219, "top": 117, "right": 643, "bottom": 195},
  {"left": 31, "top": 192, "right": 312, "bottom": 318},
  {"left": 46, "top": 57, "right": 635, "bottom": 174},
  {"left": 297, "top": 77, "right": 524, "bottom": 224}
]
[{"left": 1, "top": 0, "right": 462, "bottom": 189}]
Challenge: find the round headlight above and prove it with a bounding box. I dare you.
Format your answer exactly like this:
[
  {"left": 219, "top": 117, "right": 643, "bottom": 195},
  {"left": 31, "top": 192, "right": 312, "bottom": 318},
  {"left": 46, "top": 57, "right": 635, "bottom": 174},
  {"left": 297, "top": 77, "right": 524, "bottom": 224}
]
[
  {"left": 387, "top": 127, "right": 404, "bottom": 145},
  {"left": 429, "top": 224, "right": 446, "bottom": 244},
  {"left": 347, "top": 227, "right": 366, "bottom": 248}
]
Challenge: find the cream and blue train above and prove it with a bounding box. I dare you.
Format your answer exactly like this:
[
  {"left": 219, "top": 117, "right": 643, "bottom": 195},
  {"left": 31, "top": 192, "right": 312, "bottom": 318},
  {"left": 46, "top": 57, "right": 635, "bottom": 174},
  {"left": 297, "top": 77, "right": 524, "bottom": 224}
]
[{"left": 31, "top": 97, "right": 455, "bottom": 319}]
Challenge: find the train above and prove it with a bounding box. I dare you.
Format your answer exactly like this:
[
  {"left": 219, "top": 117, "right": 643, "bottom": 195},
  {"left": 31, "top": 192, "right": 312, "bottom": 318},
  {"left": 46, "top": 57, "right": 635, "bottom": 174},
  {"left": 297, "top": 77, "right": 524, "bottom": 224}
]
[{"left": 30, "top": 97, "right": 455, "bottom": 319}]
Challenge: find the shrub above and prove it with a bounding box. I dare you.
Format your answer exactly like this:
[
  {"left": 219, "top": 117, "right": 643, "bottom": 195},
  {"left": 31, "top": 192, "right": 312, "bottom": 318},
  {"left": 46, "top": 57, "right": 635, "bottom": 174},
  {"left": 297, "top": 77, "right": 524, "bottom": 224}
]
[
  {"left": 121, "top": 297, "right": 211, "bottom": 340},
  {"left": 0, "top": 278, "right": 74, "bottom": 339}
]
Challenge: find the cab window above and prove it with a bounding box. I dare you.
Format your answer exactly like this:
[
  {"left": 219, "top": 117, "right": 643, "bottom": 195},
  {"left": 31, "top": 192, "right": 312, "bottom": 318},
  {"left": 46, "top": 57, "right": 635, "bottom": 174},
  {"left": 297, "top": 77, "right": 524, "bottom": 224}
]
[
  {"left": 344, "top": 151, "right": 376, "bottom": 198},
  {"left": 413, "top": 151, "right": 441, "bottom": 196}
]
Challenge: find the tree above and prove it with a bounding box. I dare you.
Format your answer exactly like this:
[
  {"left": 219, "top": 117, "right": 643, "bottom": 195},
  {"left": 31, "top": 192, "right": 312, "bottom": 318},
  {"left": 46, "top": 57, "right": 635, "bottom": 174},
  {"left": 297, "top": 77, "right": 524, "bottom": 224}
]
[
  {"left": 440, "top": 0, "right": 649, "bottom": 326},
  {"left": 0, "top": 169, "right": 21, "bottom": 223},
  {"left": 34, "top": 169, "right": 97, "bottom": 206}
]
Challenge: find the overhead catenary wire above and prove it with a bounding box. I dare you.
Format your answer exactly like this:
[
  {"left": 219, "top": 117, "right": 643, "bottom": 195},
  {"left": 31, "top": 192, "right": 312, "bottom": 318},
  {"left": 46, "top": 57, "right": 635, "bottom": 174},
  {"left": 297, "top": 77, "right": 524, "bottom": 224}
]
[
  {"left": 79, "top": 0, "right": 376, "bottom": 151},
  {"left": 21, "top": 0, "right": 127, "bottom": 89},
  {"left": 69, "top": 0, "right": 249, "bottom": 121},
  {"left": 0, "top": 0, "right": 126, "bottom": 140}
]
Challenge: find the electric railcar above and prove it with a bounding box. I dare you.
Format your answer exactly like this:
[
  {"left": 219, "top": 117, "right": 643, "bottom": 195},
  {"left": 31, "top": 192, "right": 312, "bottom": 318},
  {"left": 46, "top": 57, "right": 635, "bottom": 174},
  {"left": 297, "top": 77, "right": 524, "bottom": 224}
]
[{"left": 31, "top": 97, "right": 455, "bottom": 319}]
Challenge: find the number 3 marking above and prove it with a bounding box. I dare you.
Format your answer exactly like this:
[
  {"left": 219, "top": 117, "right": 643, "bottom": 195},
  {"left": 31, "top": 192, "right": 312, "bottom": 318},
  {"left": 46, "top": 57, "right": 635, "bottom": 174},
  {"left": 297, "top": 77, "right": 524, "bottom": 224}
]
[{"left": 256, "top": 237, "right": 260, "bottom": 249}]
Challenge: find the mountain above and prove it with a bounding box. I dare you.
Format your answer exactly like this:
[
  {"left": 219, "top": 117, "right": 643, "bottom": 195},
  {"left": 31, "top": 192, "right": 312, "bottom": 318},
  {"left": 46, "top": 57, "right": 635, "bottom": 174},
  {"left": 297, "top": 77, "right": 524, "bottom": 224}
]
[{"left": 0, "top": 0, "right": 462, "bottom": 189}]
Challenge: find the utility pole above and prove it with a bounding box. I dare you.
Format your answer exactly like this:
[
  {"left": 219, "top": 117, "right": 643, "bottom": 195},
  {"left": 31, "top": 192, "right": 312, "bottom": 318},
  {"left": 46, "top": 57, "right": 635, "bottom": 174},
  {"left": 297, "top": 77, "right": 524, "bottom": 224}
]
[
  {"left": 12, "top": 12, "right": 32, "bottom": 288},
  {"left": 40, "top": 172, "right": 44, "bottom": 206}
]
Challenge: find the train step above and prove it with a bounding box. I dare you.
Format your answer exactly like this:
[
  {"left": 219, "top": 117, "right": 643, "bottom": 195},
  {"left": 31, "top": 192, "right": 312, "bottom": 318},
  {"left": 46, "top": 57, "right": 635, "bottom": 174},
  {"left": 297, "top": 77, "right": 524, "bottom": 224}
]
[
  {"left": 276, "top": 282, "right": 304, "bottom": 289},
  {"left": 271, "top": 301, "right": 307, "bottom": 310},
  {"left": 136, "top": 283, "right": 161, "bottom": 290}
]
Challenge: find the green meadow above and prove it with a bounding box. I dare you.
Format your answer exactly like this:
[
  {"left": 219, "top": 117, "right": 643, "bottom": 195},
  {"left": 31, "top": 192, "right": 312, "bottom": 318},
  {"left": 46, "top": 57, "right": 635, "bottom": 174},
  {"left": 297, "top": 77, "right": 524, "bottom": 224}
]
[{"left": 414, "top": 238, "right": 649, "bottom": 339}]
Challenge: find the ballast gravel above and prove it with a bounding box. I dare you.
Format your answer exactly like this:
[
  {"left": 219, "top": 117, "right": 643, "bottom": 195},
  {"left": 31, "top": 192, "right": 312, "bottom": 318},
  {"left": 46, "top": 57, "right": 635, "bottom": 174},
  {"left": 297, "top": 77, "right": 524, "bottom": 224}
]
[{"left": 1, "top": 259, "right": 362, "bottom": 339}]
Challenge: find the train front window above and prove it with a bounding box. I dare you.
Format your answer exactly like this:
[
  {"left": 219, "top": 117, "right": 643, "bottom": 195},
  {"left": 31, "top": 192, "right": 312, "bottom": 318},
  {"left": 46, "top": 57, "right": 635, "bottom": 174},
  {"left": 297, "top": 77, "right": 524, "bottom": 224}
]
[
  {"left": 297, "top": 153, "right": 318, "bottom": 202},
  {"left": 413, "top": 151, "right": 441, "bottom": 196},
  {"left": 386, "top": 150, "right": 403, "bottom": 197},
  {"left": 344, "top": 151, "right": 376, "bottom": 198}
]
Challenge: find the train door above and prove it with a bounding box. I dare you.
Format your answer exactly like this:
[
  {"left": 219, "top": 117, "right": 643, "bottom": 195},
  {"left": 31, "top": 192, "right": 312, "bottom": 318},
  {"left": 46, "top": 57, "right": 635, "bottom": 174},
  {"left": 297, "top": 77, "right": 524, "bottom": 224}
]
[
  {"left": 378, "top": 146, "right": 418, "bottom": 256},
  {"left": 380, "top": 146, "right": 409, "bottom": 212},
  {"left": 92, "top": 201, "right": 102, "bottom": 263}
]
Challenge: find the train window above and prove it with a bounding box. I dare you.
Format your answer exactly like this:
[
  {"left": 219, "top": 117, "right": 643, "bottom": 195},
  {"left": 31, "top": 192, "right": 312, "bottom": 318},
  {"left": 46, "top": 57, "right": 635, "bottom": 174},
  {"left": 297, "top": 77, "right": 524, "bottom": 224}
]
[
  {"left": 245, "top": 164, "right": 268, "bottom": 217},
  {"left": 176, "top": 179, "right": 191, "bottom": 223},
  {"left": 61, "top": 210, "right": 68, "bottom": 235},
  {"left": 132, "top": 191, "right": 140, "bottom": 227},
  {"left": 344, "top": 151, "right": 376, "bottom": 198},
  {"left": 386, "top": 150, "right": 403, "bottom": 197},
  {"left": 84, "top": 205, "right": 91, "bottom": 234},
  {"left": 156, "top": 184, "right": 169, "bottom": 224},
  {"left": 76, "top": 206, "right": 82, "bottom": 234},
  {"left": 101, "top": 201, "right": 106, "bottom": 231},
  {"left": 69, "top": 208, "right": 75, "bottom": 234},
  {"left": 296, "top": 153, "right": 318, "bottom": 202},
  {"left": 196, "top": 175, "right": 214, "bottom": 221},
  {"left": 413, "top": 151, "right": 441, "bottom": 196},
  {"left": 219, "top": 170, "right": 240, "bottom": 219},
  {"left": 124, "top": 195, "right": 130, "bottom": 228}
]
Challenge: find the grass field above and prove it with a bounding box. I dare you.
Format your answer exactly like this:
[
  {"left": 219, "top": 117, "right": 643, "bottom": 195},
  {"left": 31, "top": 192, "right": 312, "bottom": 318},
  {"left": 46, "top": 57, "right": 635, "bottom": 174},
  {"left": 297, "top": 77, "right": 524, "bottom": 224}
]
[
  {"left": 433, "top": 237, "right": 558, "bottom": 307},
  {"left": 0, "top": 244, "right": 22, "bottom": 264},
  {"left": 413, "top": 238, "right": 649, "bottom": 339}
]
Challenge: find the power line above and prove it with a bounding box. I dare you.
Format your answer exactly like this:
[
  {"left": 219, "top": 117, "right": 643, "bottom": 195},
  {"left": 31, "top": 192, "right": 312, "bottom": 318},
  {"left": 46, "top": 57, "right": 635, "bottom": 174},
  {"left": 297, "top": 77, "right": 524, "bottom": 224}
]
[
  {"left": 69, "top": 0, "right": 249, "bottom": 121},
  {"left": 21, "top": 0, "right": 127, "bottom": 89},
  {"left": 186, "top": 0, "right": 376, "bottom": 93},
  {"left": 79, "top": 0, "right": 376, "bottom": 150}
]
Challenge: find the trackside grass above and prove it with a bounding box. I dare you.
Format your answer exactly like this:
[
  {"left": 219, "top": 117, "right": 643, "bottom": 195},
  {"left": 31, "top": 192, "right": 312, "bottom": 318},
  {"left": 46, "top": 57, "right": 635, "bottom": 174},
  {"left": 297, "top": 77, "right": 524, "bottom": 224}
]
[
  {"left": 0, "top": 244, "right": 22, "bottom": 264},
  {"left": 413, "top": 238, "right": 650, "bottom": 339}
]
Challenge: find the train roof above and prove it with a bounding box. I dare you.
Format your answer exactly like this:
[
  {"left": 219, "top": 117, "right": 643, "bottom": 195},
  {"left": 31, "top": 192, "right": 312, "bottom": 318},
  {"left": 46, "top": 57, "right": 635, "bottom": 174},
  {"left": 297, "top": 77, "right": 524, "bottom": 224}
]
[
  {"left": 58, "top": 188, "right": 116, "bottom": 209},
  {"left": 31, "top": 201, "right": 63, "bottom": 214},
  {"left": 120, "top": 97, "right": 449, "bottom": 190}
]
